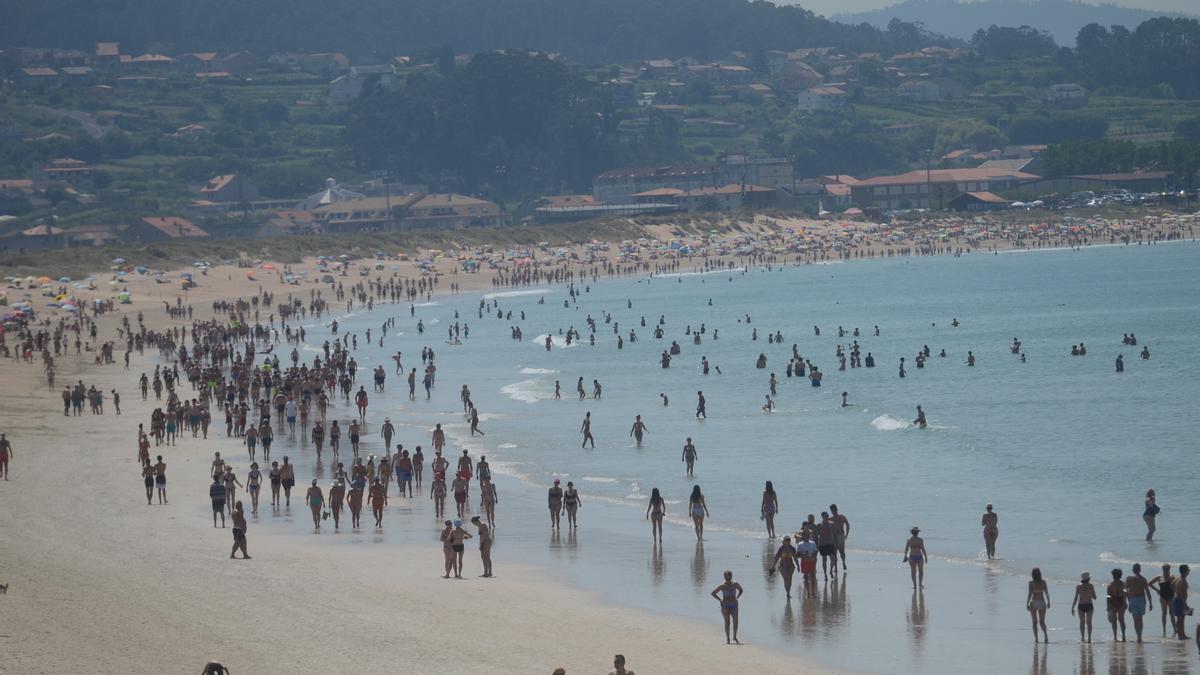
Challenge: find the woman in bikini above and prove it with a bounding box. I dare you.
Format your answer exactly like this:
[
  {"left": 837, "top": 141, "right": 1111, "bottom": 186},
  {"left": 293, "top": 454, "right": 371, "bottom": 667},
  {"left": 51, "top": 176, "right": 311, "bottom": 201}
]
[
  {"left": 1107, "top": 568, "right": 1127, "bottom": 642},
  {"left": 1144, "top": 489, "right": 1159, "bottom": 541},
  {"left": 689, "top": 485, "right": 710, "bottom": 541},
  {"left": 771, "top": 536, "right": 798, "bottom": 598},
  {"left": 1072, "top": 571, "right": 1097, "bottom": 642},
  {"left": 1150, "top": 564, "right": 1175, "bottom": 637},
  {"left": 904, "top": 527, "right": 927, "bottom": 589},
  {"left": 646, "top": 488, "right": 666, "bottom": 543},
  {"left": 761, "top": 481, "right": 779, "bottom": 539},
  {"left": 480, "top": 478, "right": 498, "bottom": 528},
  {"left": 431, "top": 474, "right": 447, "bottom": 518},
  {"left": 268, "top": 461, "right": 281, "bottom": 506},
  {"left": 246, "top": 462, "right": 262, "bottom": 515},
  {"left": 141, "top": 460, "right": 155, "bottom": 505},
  {"left": 1027, "top": 567, "right": 1051, "bottom": 642},
  {"left": 981, "top": 504, "right": 998, "bottom": 560},
  {"left": 710, "top": 570, "right": 744, "bottom": 644},
  {"left": 563, "top": 481, "right": 581, "bottom": 529}
]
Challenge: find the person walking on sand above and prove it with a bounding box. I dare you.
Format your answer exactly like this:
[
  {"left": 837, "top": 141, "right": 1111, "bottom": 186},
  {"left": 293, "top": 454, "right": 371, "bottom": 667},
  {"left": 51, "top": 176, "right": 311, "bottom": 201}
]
[
  {"left": 369, "top": 477, "right": 386, "bottom": 527},
  {"left": 1072, "top": 571, "right": 1097, "bottom": 642},
  {"left": 816, "top": 512, "right": 839, "bottom": 578},
  {"left": 982, "top": 504, "right": 999, "bottom": 559},
  {"left": 306, "top": 479, "right": 325, "bottom": 529},
  {"left": 689, "top": 485, "right": 710, "bottom": 541},
  {"left": 154, "top": 455, "right": 167, "bottom": 504},
  {"left": 1108, "top": 568, "right": 1128, "bottom": 641},
  {"left": 246, "top": 463, "right": 262, "bottom": 515},
  {"left": 348, "top": 475, "right": 365, "bottom": 528},
  {"left": 329, "top": 479, "right": 345, "bottom": 529},
  {"left": 141, "top": 460, "right": 155, "bottom": 504},
  {"left": 210, "top": 476, "right": 227, "bottom": 528},
  {"left": 646, "top": 487, "right": 666, "bottom": 543},
  {"left": 580, "top": 412, "right": 595, "bottom": 449},
  {"left": 771, "top": 535, "right": 798, "bottom": 598},
  {"left": 1144, "top": 489, "right": 1159, "bottom": 541},
  {"left": 761, "top": 481, "right": 779, "bottom": 538},
  {"left": 280, "top": 457, "right": 295, "bottom": 507},
  {"left": 432, "top": 423, "right": 446, "bottom": 452},
  {"left": 548, "top": 479, "right": 564, "bottom": 529},
  {"left": 1027, "top": 567, "right": 1050, "bottom": 643},
  {"left": 440, "top": 520, "right": 454, "bottom": 578},
  {"left": 682, "top": 438, "right": 698, "bottom": 477},
  {"left": 629, "top": 415, "right": 648, "bottom": 447},
  {"left": 563, "top": 481, "right": 581, "bottom": 529},
  {"left": 230, "top": 501, "right": 250, "bottom": 560},
  {"left": 711, "top": 570, "right": 743, "bottom": 644},
  {"left": 471, "top": 516, "right": 493, "bottom": 577},
  {"left": 480, "top": 478, "right": 498, "bottom": 528},
  {"left": 904, "top": 526, "right": 927, "bottom": 588},
  {"left": 1126, "top": 563, "right": 1154, "bottom": 642},
  {"left": 797, "top": 528, "right": 818, "bottom": 598}
]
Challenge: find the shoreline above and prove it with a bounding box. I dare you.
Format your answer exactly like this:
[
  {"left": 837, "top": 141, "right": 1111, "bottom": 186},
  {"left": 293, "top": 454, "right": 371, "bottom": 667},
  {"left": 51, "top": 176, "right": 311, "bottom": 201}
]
[{"left": 3, "top": 233, "right": 1199, "bottom": 674}]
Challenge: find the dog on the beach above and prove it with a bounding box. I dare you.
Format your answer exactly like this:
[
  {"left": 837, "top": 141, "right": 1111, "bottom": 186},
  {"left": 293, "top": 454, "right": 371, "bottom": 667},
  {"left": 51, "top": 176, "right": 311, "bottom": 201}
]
[{"left": 0, "top": 583, "right": 7, "bottom": 594}]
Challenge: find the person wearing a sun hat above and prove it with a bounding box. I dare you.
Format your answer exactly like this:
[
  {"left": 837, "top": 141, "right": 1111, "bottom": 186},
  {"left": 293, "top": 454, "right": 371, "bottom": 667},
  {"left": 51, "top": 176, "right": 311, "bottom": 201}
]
[
  {"left": 1073, "top": 571, "right": 1097, "bottom": 642},
  {"left": 903, "top": 526, "right": 927, "bottom": 589}
]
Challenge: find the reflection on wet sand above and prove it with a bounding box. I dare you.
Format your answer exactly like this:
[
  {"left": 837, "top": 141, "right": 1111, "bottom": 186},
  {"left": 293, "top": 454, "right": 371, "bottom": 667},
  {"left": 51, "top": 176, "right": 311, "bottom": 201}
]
[
  {"left": 907, "top": 589, "right": 928, "bottom": 658},
  {"left": 692, "top": 541, "right": 708, "bottom": 591},
  {"left": 1030, "top": 644, "right": 1048, "bottom": 675},
  {"left": 649, "top": 542, "right": 666, "bottom": 587},
  {"left": 1079, "top": 643, "right": 1095, "bottom": 675}
]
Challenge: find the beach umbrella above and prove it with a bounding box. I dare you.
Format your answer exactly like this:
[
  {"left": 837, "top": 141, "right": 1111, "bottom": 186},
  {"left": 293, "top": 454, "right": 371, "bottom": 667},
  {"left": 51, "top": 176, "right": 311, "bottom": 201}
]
[
  {"left": 112, "top": 258, "right": 126, "bottom": 264},
  {"left": 261, "top": 263, "right": 275, "bottom": 270},
  {"left": 58, "top": 276, "right": 70, "bottom": 283}
]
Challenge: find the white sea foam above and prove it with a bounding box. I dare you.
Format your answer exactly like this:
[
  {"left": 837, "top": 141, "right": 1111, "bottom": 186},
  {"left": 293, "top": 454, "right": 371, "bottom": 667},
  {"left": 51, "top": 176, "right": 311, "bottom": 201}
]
[
  {"left": 533, "top": 334, "right": 577, "bottom": 349},
  {"left": 519, "top": 367, "right": 558, "bottom": 374},
  {"left": 483, "top": 288, "right": 553, "bottom": 300},
  {"left": 582, "top": 476, "right": 619, "bottom": 483},
  {"left": 871, "top": 414, "right": 910, "bottom": 431},
  {"left": 654, "top": 267, "right": 744, "bottom": 279},
  {"left": 499, "top": 379, "right": 543, "bottom": 403},
  {"left": 497, "top": 442, "right": 518, "bottom": 449},
  {"left": 413, "top": 301, "right": 440, "bottom": 307}
]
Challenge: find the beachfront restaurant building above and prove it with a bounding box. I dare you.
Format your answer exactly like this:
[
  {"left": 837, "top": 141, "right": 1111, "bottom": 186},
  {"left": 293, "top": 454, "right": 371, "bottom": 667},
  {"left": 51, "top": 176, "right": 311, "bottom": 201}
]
[{"left": 849, "top": 167, "right": 1039, "bottom": 211}]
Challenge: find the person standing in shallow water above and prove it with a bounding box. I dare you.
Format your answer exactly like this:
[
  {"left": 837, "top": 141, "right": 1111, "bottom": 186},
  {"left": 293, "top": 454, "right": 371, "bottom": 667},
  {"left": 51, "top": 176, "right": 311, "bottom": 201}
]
[
  {"left": 1027, "top": 567, "right": 1050, "bottom": 643},
  {"left": 629, "top": 415, "right": 648, "bottom": 447},
  {"left": 580, "top": 412, "right": 595, "bottom": 449},
  {"left": 682, "top": 438, "right": 698, "bottom": 477},
  {"left": 711, "top": 570, "right": 743, "bottom": 644},
  {"left": 982, "top": 504, "right": 999, "bottom": 559},
  {"left": 1144, "top": 489, "right": 1159, "bottom": 541},
  {"left": 548, "top": 479, "right": 564, "bottom": 529},
  {"left": 761, "top": 481, "right": 779, "bottom": 538},
  {"left": 646, "top": 487, "right": 666, "bottom": 543},
  {"left": 1108, "top": 568, "right": 1128, "bottom": 642},
  {"left": 1072, "top": 571, "right": 1097, "bottom": 642},
  {"left": 904, "top": 526, "right": 927, "bottom": 589}
]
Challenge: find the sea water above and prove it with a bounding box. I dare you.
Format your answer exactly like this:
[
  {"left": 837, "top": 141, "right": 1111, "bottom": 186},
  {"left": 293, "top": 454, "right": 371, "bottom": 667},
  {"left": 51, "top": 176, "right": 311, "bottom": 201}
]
[{"left": 257, "top": 241, "right": 1199, "bottom": 674}]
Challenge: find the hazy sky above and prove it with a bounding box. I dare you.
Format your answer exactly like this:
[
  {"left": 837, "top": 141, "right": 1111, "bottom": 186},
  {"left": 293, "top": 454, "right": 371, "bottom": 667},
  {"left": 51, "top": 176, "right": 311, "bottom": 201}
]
[{"left": 808, "top": 0, "right": 1193, "bottom": 19}]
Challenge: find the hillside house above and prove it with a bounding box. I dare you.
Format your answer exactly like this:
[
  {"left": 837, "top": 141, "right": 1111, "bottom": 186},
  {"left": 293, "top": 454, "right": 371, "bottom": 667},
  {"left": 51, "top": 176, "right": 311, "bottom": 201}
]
[
  {"left": 796, "top": 86, "right": 847, "bottom": 111},
  {"left": 592, "top": 165, "right": 715, "bottom": 204},
  {"left": 198, "top": 174, "right": 258, "bottom": 203},
  {"left": 850, "top": 167, "right": 1039, "bottom": 210},
  {"left": 1046, "top": 83, "right": 1087, "bottom": 107},
  {"left": 131, "top": 216, "right": 208, "bottom": 241}
]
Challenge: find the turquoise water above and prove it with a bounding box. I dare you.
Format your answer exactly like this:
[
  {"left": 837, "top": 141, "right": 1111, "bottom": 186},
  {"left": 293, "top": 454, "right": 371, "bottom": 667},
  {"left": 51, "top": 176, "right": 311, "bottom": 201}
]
[{"left": 265, "top": 241, "right": 1200, "bottom": 673}]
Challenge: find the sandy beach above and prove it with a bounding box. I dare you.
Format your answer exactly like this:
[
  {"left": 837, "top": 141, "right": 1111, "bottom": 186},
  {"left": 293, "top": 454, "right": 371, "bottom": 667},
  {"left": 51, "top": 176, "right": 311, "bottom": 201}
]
[
  {"left": 0, "top": 255, "right": 815, "bottom": 675},
  {"left": 3, "top": 221, "right": 1198, "bottom": 675}
]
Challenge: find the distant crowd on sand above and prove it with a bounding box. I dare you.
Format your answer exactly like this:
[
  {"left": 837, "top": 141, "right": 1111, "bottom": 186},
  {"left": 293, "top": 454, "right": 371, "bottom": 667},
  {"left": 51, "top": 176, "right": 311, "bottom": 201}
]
[{"left": 3, "top": 245, "right": 1198, "bottom": 673}]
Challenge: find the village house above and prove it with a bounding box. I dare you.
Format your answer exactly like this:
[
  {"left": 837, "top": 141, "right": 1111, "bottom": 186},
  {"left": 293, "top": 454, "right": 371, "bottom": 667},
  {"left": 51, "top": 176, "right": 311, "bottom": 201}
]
[
  {"left": 592, "top": 164, "right": 715, "bottom": 204},
  {"left": 949, "top": 191, "right": 1013, "bottom": 211},
  {"left": 16, "top": 67, "right": 60, "bottom": 90},
  {"left": 796, "top": 86, "right": 847, "bottom": 111},
  {"left": 302, "top": 53, "right": 351, "bottom": 76},
  {"left": 130, "top": 216, "right": 209, "bottom": 241},
  {"left": 1046, "top": 83, "right": 1087, "bottom": 107},
  {"left": 312, "top": 193, "right": 503, "bottom": 231},
  {"left": 198, "top": 174, "right": 258, "bottom": 203},
  {"left": 850, "top": 167, "right": 1040, "bottom": 210},
  {"left": 631, "top": 183, "right": 778, "bottom": 212},
  {"left": 38, "top": 158, "right": 91, "bottom": 186},
  {"left": 95, "top": 42, "right": 121, "bottom": 66}
]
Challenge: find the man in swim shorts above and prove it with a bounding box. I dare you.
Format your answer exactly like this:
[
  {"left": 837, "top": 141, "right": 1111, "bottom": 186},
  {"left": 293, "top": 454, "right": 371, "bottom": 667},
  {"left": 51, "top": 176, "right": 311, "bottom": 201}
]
[{"left": 1126, "top": 563, "right": 1154, "bottom": 642}]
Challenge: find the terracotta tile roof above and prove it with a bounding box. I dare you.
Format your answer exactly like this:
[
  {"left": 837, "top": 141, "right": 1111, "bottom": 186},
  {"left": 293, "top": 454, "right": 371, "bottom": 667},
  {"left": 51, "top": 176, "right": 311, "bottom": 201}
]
[
  {"left": 958, "top": 191, "right": 1011, "bottom": 204},
  {"left": 141, "top": 216, "right": 208, "bottom": 238},
  {"left": 854, "top": 168, "right": 1039, "bottom": 187}
]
